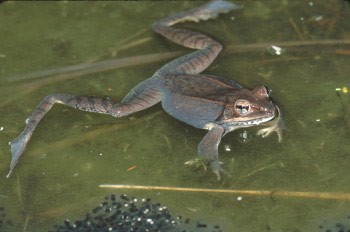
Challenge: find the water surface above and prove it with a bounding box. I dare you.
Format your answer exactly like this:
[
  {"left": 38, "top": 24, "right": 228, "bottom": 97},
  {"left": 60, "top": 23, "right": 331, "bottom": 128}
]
[{"left": 0, "top": 1, "right": 350, "bottom": 231}]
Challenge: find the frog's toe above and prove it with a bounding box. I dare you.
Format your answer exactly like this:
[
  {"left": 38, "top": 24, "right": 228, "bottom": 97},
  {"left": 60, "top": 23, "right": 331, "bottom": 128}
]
[
  {"left": 185, "top": 158, "right": 207, "bottom": 171},
  {"left": 210, "top": 161, "right": 231, "bottom": 180},
  {"left": 213, "top": 170, "right": 221, "bottom": 181},
  {"left": 256, "top": 127, "right": 274, "bottom": 138},
  {"left": 275, "top": 128, "right": 283, "bottom": 143},
  {"left": 256, "top": 124, "right": 283, "bottom": 143}
]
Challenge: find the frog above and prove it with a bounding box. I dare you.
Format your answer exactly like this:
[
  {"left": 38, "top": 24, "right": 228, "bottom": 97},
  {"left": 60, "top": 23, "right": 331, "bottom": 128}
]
[{"left": 7, "top": 0, "right": 284, "bottom": 179}]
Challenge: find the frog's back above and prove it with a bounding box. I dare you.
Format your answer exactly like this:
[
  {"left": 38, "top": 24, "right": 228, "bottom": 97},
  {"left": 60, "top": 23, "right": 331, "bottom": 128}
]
[
  {"left": 160, "top": 74, "right": 242, "bottom": 128},
  {"left": 162, "top": 74, "right": 242, "bottom": 97}
]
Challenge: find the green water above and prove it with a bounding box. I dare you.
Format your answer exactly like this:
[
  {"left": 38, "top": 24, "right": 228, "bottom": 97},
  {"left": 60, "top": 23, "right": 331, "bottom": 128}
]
[{"left": 0, "top": 1, "right": 350, "bottom": 231}]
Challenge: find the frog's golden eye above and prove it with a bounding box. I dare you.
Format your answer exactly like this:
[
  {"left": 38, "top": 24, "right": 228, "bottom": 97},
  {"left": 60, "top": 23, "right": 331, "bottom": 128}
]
[{"left": 234, "top": 100, "right": 250, "bottom": 115}]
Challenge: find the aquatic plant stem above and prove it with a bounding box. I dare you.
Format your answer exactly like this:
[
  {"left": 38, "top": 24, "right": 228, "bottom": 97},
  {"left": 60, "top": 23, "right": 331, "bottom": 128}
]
[
  {"left": 2, "top": 39, "right": 349, "bottom": 109},
  {"left": 288, "top": 17, "right": 304, "bottom": 40},
  {"left": 99, "top": 184, "right": 350, "bottom": 201},
  {"left": 22, "top": 214, "right": 29, "bottom": 232},
  {"left": 226, "top": 39, "right": 350, "bottom": 53},
  {"left": 0, "top": 52, "right": 181, "bottom": 108},
  {"left": 6, "top": 39, "right": 350, "bottom": 82}
]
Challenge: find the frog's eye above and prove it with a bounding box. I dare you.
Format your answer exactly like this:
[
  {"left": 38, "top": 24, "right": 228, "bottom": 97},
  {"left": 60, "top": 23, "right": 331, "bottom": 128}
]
[{"left": 234, "top": 100, "right": 250, "bottom": 115}]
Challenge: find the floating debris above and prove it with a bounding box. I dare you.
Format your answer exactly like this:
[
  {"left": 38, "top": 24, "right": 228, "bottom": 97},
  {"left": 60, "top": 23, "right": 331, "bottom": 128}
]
[
  {"left": 335, "top": 87, "right": 349, "bottom": 95},
  {"left": 266, "top": 45, "right": 285, "bottom": 55},
  {"left": 49, "top": 194, "right": 222, "bottom": 232},
  {"left": 224, "top": 145, "right": 231, "bottom": 152},
  {"left": 342, "top": 86, "right": 348, "bottom": 94}
]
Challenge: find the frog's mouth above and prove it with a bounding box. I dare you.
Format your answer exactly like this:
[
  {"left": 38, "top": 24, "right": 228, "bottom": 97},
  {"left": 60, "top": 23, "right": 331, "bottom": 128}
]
[
  {"left": 219, "top": 114, "right": 275, "bottom": 134},
  {"left": 226, "top": 115, "right": 275, "bottom": 127}
]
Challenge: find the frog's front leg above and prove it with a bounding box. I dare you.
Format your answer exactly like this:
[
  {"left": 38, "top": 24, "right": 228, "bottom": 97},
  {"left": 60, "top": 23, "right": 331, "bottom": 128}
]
[
  {"left": 256, "top": 105, "right": 285, "bottom": 142},
  {"left": 8, "top": 82, "right": 161, "bottom": 177},
  {"left": 198, "top": 125, "right": 227, "bottom": 180}
]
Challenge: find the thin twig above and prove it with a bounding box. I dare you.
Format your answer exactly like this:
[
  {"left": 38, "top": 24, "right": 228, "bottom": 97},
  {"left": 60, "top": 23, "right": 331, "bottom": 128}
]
[
  {"left": 116, "top": 29, "right": 149, "bottom": 50},
  {"left": 16, "top": 176, "right": 22, "bottom": 205},
  {"left": 288, "top": 17, "right": 304, "bottom": 40},
  {"left": 226, "top": 39, "right": 350, "bottom": 53},
  {"left": 7, "top": 51, "right": 181, "bottom": 82},
  {"left": 0, "top": 52, "right": 181, "bottom": 108},
  {"left": 99, "top": 184, "right": 350, "bottom": 201},
  {"left": 163, "top": 134, "right": 172, "bottom": 151},
  {"left": 335, "top": 49, "right": 350, "bottom": 55},
  {"left": 118, "top": 37, "right": 152, "bottom": 51},
  {"left": 238, "top": 163, "right": 277, "bottom": 179},
  {"left": 22, "top": 214, "right": 29, "bottom": 232}
]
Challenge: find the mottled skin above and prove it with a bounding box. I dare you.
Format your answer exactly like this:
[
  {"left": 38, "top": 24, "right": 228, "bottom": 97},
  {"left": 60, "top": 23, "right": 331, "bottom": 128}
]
[{"left": 8, "top": 1, "right": 284, "bottom": 179}]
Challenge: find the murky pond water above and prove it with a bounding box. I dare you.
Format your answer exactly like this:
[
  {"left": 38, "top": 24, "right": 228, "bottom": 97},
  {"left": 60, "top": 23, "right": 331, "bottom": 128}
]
[{"left": 0, "top": 1, "right": 350, "bottom": 231}]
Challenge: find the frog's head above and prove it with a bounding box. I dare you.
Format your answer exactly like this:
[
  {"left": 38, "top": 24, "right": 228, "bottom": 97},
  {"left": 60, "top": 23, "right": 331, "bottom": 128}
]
[{"left": 218, "top": 86, "right": 276, "bottom": 131}]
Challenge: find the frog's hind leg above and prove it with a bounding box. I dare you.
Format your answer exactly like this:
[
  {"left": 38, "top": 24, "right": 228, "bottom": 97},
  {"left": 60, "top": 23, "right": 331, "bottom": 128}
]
[
  {"left": 152, "top": 1, "right": 242, "bottom": 75},
  {"left": 8, "top": 80, "right": 162, "bottom": 177},
  {"left": 120, "top": 79, "right": 162, "bottom": 110}
]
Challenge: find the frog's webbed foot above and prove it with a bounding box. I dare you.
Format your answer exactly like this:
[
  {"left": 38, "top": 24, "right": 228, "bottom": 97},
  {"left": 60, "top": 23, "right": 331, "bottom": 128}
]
[
  {"left": 155, "top": 1, "right": 242, "bottom": 27},
  {"left": 256, "top": 122, "right": 283, "bottom": 142},
  {"left": 185, "top": 158, "right": 230, "bottom": 180},
  {"left": 7, "top": 133, "right": 30, "bottom": 178},
  {"left": 185, "top": 1, "right": 243, "bottom": 23},
  {"left": 185, "top": 158, "right": 208, "bottom": 171},
  {"left": 256, "top": 105, "right": 285, "bottom": 143},
  {"left": 197, "top": 126, "right": 230, "bottom": 180}
]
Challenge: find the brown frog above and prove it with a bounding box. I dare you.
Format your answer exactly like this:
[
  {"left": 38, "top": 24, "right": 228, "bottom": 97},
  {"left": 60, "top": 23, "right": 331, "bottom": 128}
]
[{"left": 8, "top": 1, "right": 284, "bottom": 179}]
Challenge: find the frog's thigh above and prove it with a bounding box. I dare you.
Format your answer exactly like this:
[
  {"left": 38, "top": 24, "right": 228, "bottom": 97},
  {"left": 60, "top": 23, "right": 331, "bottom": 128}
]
[
  {"left": 198, "top": 126, "right": 225, "bottom": 161},
  {"left": 120, "top": 79, "right": 162, "bottom": 113}
]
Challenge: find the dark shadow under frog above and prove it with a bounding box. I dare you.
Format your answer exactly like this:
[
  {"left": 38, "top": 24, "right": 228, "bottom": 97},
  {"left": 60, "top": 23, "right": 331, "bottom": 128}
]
[{"left": 8, "top": 1, "right": 284, "bottom": 179}]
